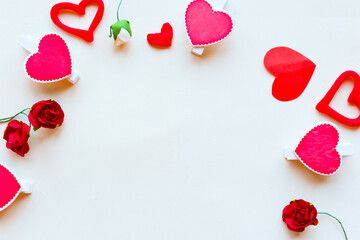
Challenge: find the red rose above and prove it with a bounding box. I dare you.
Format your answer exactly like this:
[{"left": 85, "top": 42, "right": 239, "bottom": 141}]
[
  {"left": 3, "top": 120, "right": 30, "bottom": 157},
  {"left": 282, "top": 199, "right": 319, "bottom": 232},
  {"left": 28, "top": 100, "right": 64, "bottom": 129}
]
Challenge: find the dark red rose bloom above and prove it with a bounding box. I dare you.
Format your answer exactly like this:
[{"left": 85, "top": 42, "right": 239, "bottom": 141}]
[
  {"left": 3, "top": 120, "right": 30, "bottom": 157},
  {"left": 28, "top": 100, "right": 64, "bottom": 129},
  {"left": 282, "top": 199, "right": 319, "bottom": 232}
]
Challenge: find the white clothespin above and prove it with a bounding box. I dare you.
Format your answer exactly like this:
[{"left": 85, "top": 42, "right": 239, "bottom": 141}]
[
  {"left": 19, "top": 34, "right": 80, "bottom": 84},
  {"left": 283, "top": 122, "right": 354, "bottom": 176},
  {"left": 19, "top": 181, "right": 33, "bottom": 194},
  {"left": 284, "top": 143, "right": 355, "bottom": 160},
  {"left": 0, "top": 164, "right": 32, "bottom": 212},
  {"left": 191, "top": 0, "right": 228, "bottom": 56}
]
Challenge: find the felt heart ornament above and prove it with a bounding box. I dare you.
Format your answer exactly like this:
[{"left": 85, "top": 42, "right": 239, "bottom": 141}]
[
  {"left": 147, "top": 23, "right": 173, "bottom": 47},
  {"left": 0, "top": 164, "right": 23, "bottom": 211},
  {"left": 264, "top": 47, "right": 316, "bottom": 102},
  {"left": 24, "top": 34, "right": 72, "bottom": 83},
  {"left": 295, "top": 123, "right": 342, "bottom": 176},
  {"left": 185, "top": 0, "right": 233, "bottom": 47},
  {"left": 50, "top": 0, "right": 104, "bottom": 43},
  {"left": 316, "top": 70, "right": 360, "bottom": 127}
]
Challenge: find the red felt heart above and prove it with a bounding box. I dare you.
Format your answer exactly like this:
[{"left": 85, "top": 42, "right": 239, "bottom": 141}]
[
  {"left": 50, "top": 0, "right": 104, "bottom": 43},
  {"left": 25, "top": 34, "right": 72, "bottom": 82},
  {"left": 147, "top": 23, "right": 173, "bottom": 47},
  {"left": 185, "top": 0, "right": 233, "bottom": 47},
  {"left": 295, "top": 123, "right": 342, "bottom": 176},
  {"left": 0, "top": 164, "right": 21, "bottom": 211},
  {"left": 316, "top": 71, "right": 360, "bottom": 127},
  {"left": 264, "top": 47, "right": 316, "bottom": 102}
]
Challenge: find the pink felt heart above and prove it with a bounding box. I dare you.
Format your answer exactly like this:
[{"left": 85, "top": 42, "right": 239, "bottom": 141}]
[
  {"left": 185, "top": 0, "right": 233, "bottom": 46},
  {"left": 0, "top": 164, "right": 21, "bottom": 211},
  {"left": 25, "top": 34, "right": 72, "bottom": 82},
  {"left": 295, "top": 123, "right": 342, "bottom": 175}
]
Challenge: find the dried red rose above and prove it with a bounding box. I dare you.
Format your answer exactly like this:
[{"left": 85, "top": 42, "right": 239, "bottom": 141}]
[
  {"left": 28, "top": 100, "right": 64, "bottom": 129},
  {"left": 3, "top": 120, "right": 30, "bottom": 157},
  {"left": 282, "top": 199, "right": 319, "bottom": 232}
]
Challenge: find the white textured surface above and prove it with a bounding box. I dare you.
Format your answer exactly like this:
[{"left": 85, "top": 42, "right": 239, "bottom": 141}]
[{"left": 0, "top": 0, "right": 360, "bottom": 239}]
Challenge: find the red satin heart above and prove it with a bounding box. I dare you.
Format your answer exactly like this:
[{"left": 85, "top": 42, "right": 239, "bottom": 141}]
[
  {"left": 25, "top": 34, "right": 72, "bottom": 82},
  {"left": 147, "top": 23, "right": 173, "bottom": 47},
  {"left": 295, "top": 123, "right": 342, "bottom": 175},
  {"left": 0, "top": 164, "right": 21, "bottom": 211},
  {"left": 316, "top": 70, "right": 360, "bottom": 127},
  {"left": 264, "top": 47, "right": 316, "bottom": 102},
  {"left": 50, "top": 0, "right": 104, "bottom": 43}
]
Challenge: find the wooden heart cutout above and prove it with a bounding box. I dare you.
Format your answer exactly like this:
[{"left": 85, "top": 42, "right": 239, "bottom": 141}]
[
  {"left": 25, "top": 34, "right": 72, "bottom": 83},
  {"left": 50, "top": 0, "right": 104, "bottom": 43},
  {"left": 185, "top": 0, "right": 233, "bottom": 47},
  {"left": 264, "top": 47, "right": 316, "bottom": 102},
  {"left": 316, "top": 70, "right": 360, "bottom": 127},
  {"left": 0, "top": 164, "right": 22, "bottom": 211},
  {"left": 295, "top": 123, "right": 342, "bottom": 176}
]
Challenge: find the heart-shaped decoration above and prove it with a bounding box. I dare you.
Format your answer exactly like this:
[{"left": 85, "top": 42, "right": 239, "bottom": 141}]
[
  {"left": 295, "top": 123, "right": 342, "bottom": 176},
  {"left": 0, "top": 164, "right": 22, "bottom": 211},
  {"left": 185, "top": 0, "right": 233, "bottom": 46},
  {"left": 264, "top": 47, "right": 316, "bottom": 102},
  {"left": 316, "top": 71, "right": 360, "bottom": 127},
  {"left": 147, "top": 23, "right": 173, "bottom": 47},
  {"left": 25, "top": 34, "right": 72, "bottom": 83},
  {"left": 50, "top": 0, "right": 104, "bottom": 43}
]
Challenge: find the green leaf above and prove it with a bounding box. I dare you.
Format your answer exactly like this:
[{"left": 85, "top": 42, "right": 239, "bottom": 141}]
[{"left": 110, "top": 20, "right": 132, "bottom": 40}]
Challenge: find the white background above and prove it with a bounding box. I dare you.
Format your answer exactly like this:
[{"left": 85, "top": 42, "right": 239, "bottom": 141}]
[{"left": 0, "top": 0, "right": 359, "bottom": 239}]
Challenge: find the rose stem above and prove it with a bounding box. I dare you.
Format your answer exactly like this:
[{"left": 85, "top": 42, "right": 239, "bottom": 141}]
[
  {"left": 116, "top": 0, "right": 123, "bottom": 22},
  {"left": 0, "top": 108, "right": 30, "bottom": 123},
  {"left": 318, "top": 212, "right": 347, "bottom": 239}
]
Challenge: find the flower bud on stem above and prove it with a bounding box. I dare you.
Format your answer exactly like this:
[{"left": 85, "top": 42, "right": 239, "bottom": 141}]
[{"left": 0, "top": 108, "right": 32, "bottom": 133}]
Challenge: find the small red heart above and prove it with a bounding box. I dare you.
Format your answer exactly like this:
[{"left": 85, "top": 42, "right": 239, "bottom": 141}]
[
  {"left": 50, "top": 0, "right": 104, "bottom": 43},
  {"left": 264, "top": 47, "right": 316, "bottom": 102},
  {"left": 185, "top": 0, "right": 233, "bottom": 46},
  {"left": 295, "top": 123, "right": 342, "bottom": 175},
  {"left": 316, "top": 71, "right": 360, "bottom": 127},
  {"left": 147, "top": 23, "right": 173, "bottom": 47},
  {"left": 25, "top": 34, "right": 72, "bottom": 82},
  {"left": 0, "top": 164, "right": 21, "bottom": 211}
]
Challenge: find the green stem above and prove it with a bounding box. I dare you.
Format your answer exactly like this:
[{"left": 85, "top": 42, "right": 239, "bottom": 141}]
[
  {"left": 109, "top": 26, "right": 113, "bottom": 38},
  {"left": 318, "top": 212, "right": 347, "bottom": 239},
  {"left": 0, "top": 108, "right": 30, "bottom": 123},
  {"left": 116, "top": 0, "right": 123, "bottom": 21},
  {"left": 19, "top": 112, "right": 32, "bottom": 131}
]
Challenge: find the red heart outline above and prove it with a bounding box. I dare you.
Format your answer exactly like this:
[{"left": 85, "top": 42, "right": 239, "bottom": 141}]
[
  {"left": 185, "top": 0, "right": 233, "bottom": 47},
  {"left": 0, "top": 164, "right": 21, "bottom": 212},
  {"left": 295, "top": 123, "right": 342, "bottom": 176},
  {"left": 25, "top": 34, "right": 72, "bottom": 83},
  {"left": 316, "top": 71, "right": 360, "bottom": 127},
  {"left": 50, "top": 0, "right": 104, "bottom": 43},
  {"left": 264, "top": 47, "right": 316, "bottom": 102}
]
